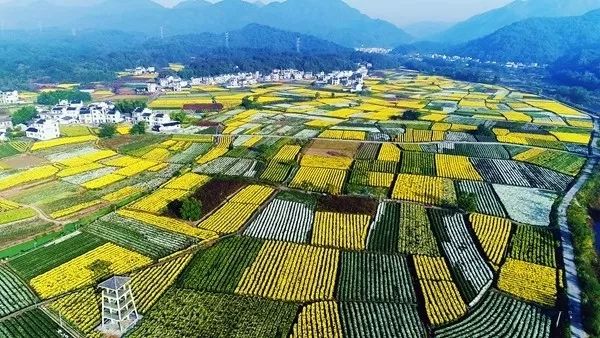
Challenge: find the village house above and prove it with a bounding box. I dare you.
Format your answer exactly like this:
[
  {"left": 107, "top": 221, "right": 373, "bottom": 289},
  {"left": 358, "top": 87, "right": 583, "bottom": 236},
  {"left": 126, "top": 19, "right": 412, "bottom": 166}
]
[
  {"left": 132, "top": 108, "right": 171, "bottom": 126},
  {"left": 26, "top": 119, "right": 60, "bottom": 140},
  {"left": 0, "top": 91, "right": 19, "bottom": 104}
]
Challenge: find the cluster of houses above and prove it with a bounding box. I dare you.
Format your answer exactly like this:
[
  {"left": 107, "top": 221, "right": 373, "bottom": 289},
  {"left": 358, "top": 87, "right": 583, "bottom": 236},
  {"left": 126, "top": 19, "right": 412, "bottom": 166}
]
[
  {"left": 143, "top": 66, "right": 368, "bottom": 93},
  {"left": 17, "top": 101, "right": 181, "bottom": 140},
  {"left": 0, "top": 90, "right": 19, "bottom": 105}
]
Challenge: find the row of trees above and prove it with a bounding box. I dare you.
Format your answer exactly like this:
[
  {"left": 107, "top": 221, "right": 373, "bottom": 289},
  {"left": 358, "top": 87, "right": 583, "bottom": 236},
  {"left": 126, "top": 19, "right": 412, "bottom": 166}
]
[{"left": 37, "top": 90, "right": 92, "bottom": 105}]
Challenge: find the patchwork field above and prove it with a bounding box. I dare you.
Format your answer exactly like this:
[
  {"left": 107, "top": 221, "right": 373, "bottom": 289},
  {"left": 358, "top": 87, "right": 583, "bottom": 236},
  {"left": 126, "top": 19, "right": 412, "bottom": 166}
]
[{"left": 0, "top": 70, "right": 594, "bottom": 337}]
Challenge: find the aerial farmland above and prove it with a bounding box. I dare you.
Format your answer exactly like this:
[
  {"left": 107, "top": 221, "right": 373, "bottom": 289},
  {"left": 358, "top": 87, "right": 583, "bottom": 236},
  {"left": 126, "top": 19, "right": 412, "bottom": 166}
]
[{"left": 0, "top": 70, "right": 597, "bottom": 337}]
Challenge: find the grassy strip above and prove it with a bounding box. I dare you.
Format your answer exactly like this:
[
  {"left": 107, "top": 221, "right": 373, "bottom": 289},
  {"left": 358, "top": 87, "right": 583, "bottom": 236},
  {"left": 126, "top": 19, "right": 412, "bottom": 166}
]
[
  {"left": 567, "top": 164, "right": 600, "bottom": 336},
  {"left": 0, "top": 194, "right": 140, "bottom": 260},
  {"left": 0, "top": 208, "right": 37, "bottom": 225}
]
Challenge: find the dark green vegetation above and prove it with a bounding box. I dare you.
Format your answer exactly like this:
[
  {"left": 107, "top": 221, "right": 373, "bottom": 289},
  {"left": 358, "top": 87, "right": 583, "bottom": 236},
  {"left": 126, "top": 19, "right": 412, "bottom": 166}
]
[
  {"left": 129, "top": 289, "right": 298, "bottom": 338},
  {"left": 37, "top": 90, "right": 91, "bottom": 105},
  {"left": 337, "top": 252, "right": 415, "bottom": 302},
  {"left": 178, "top": 237, "right": 263, "bottom": 293},
  {"left": 9, "top": 232, "right": 106, "bottom": 280},
  {"left": 566, "top": 164, "right": 600, "bottom": 336},
  {"left": 98, "top": 123, "right": 117, "bottom": 139},
  {"left": 509, "top": 224, "right": 558, "bottom": 268},
  {"left": 0, "top": 265, "right": 38, "bottom": 317},
  {"left": 84, "top": 214, "right": 197, "bottom": 260},
  {"left": 339, "top": 302, "right": 426, "bottom": 338},
  {"left": 0, "top": 25, "right": 394, "bottom": 89},
  {"left": 10, "top": 106, "right": 37, "bottom": 125},
  {"left": 0, "top": 308, "right": 68, "bottom": 338},
  {"left": 435, "top": 290, "right": 551, "bottom": 337}
]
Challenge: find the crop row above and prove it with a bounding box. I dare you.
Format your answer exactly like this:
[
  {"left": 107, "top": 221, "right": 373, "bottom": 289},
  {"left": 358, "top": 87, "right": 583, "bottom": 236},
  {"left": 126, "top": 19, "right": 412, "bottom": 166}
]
[
  {"left": 244, "top": 198, "right": 314, "bottom": 243},
  {"left": 85, "top": 213, "right": 197, "bottom": 259},
  {"left": 0, "top": 266, "right": 37, "bottom": 317},
  {"left": 430, "top": 210, "right": 493, "bottom": 305}
]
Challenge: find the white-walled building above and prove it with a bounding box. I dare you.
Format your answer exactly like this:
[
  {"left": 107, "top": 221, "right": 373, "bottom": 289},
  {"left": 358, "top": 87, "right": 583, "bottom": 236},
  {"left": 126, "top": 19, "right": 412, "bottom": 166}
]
[
  {"left": 0, "top": 91, "right": 18, "bottom": 104},
  {"left": 79, "top": 102, "right": 123, "bottom": 125},
  {"left": 132, "top": 108, "right": 170, "bottom": 126},
  {"left": 26, "top": 119, "right": 60, "bottom": 140}
]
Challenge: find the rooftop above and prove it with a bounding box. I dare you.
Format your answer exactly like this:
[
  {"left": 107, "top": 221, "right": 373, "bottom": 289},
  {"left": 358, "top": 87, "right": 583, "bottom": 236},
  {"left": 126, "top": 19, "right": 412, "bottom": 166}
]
[{"left": 98, "top": 276, "right": 131, "bottom": 290}]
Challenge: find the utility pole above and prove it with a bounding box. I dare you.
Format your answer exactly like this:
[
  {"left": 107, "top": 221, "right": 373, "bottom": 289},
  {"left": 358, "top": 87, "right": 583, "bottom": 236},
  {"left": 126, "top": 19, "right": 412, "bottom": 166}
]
[
  {"left": 225, "top": 32, "right": 230, "bottom": 49},
  {"left": 296, "top": 36, "right": 301, "bottom": 53},
  {"left": 160, "top": 26, "right": 164, "bottom": 40}
]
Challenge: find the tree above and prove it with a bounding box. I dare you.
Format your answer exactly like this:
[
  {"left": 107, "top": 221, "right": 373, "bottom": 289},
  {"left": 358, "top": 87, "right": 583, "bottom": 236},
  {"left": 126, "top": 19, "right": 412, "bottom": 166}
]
[
  {"left": 37, "top": 90, "right": 91, "bottom": 105},
  {"left": 314, "top": 92, "right": 321, "bottom": 100},
  {"left": 457, "top": 192, "right": 478, "bottom": 213},
  {"left": 180, "top": 198, "right": 202, "bottom": 221},
  {"left": 400, "top": 110, "right": 420, "bottom": 121},
  {"left": 171, "top": 110, "right": 188, "bottom": 123},
  {"left": 87, "top": 259, "right": 112, "bottom": 283},
  {"left": 98, "top": 123, "right": 117, "bottom": 138},
  {"left": 241, "top": 96, "right": 254, "bottom": 109},
  {"left": 130, "top": 122, "right": 146, "bottom": 135},
  {"left": 115, "top": 100, "right": 147, "bottom": 115},
  {"left": 11, "top": 106, "right": 37, "bottom": 125}
]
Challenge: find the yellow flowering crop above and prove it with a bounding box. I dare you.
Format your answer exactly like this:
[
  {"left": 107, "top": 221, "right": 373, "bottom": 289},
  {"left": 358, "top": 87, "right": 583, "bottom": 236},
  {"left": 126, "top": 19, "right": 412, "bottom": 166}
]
[
  {"left": 550, "top": 131, "right": 591, "bottom": 145},
  {"left": 435, "top": 154, "right": 482, "bottom": 181},
  {"left": 115, "top": 160, "right": 157, "bottom": 176},
  {"left": 513, "top": 148, "right": 545, "bottom": 162},
  {"left": 131, "top": 253, "right": 193, "bottom": 313},
  {"left": 392, "top": 174, "right": 456, "bottom": 206},
  {"left": 498, "top": 258, "right": 557, "bottom": 307},
  {"left": 57, "top": 163, "right": 104, "bottom": 178},
  {"left": 102, "top": 186, "right": 143, "bottom": 203},
  {"left": 196, "top": 147, "right": 228, "bottom": 165},
  {"left": 82, "top": 174, "right": 126, "bottom": 190},
  {"left": 235, "top": 241, "right": 339, "bottom": 302},
  {"left": 502, "top": 111, "right": 532, "bottom": 122},
  {"left": 31, "top": 135, "right": 98, "bottom": 151},
  {"left": 130, "top": 188, "right": 188, "bottom": 214},
  {"left": 431, "top": 123, "right": 452, "bottom": 131},
  {"left": 198, "top": 202, "right": 259, "bottom": 234},
  {"left": 312, "top": 212, "right": 370, "bottom": 250},
  {"left": 378, "top": 143, "right": 401, "bottom": 162},
  {"left": 290, "top": 302, "right": 342, "bottom": 338},
  {"left": 469, "top": 213, "right": 511, "bottom": 267},
  {"left": 142, "top": 148, "right": 171, "bottom": 162},
  {"left": 48, "top": 288, "right": 101, "bottom": 334},
  {"left": 242, "top": 135, "right": 262, "bottom": 147},
  {"left": 118, "top": 209, "right": 217, "bottom": 240},
  {"left": 103, "top": 156, "right": 139, "bottom": 167},
  {"left": 164, "top": 173, "right": 210, "bottom": 191},
  {"left": 229, "top": 185, "right": 275, "bottom": 205},
  {"left": 319, "top": 130, "right": 366, "bottom": 141},
  {"left": 300, "top": 154, "right": 353, "bottom": 170},
  {"left": 30, "top": 243, "right": 151, "bottom": 299},
  {"left": 272, "top": 145, "right": 302, "bottom": 162},
  {"left": 0, "top": 165, "right": 59, "bottom": 191},
  {"left": 289, "top": 167, "right": 346, "bottom": 195},
  {"left": 50, "top": 200, "right": 102, "bottom": 219},
  {"left": 413, "top": 255, "right": 467, "bottom": 326}
]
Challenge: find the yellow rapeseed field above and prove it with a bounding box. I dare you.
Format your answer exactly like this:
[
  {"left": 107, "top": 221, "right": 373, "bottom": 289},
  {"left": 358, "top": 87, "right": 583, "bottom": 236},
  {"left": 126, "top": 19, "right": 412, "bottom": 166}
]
[
  {"left": 312, "top": 212, "right": 371, "bottom": 250},
  {"left": 498, "top": 258, "right": 557, "bottom": 307},
  {"left": 235, "top": 241, "right": 339, "bottom": 302},
  {"left": 30, "top": 243, "right": 151, "bottom": 299}
]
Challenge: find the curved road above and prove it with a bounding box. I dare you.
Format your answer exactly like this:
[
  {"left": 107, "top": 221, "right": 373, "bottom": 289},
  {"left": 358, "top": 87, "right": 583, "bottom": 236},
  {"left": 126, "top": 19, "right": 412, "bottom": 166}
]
[{"left": 559, "top": 115, "right": 599, "bottom": 338}]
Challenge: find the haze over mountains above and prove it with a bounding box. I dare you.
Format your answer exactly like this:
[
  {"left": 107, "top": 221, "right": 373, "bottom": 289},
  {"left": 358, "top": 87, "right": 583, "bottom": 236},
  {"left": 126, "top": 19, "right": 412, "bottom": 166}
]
[{"left": 0, "top": 0, "right": 411, "bottom": 48}]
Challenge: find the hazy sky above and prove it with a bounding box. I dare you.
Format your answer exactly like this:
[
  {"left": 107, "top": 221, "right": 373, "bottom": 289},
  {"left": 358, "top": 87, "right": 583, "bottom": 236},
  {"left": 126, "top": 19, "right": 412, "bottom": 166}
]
[{"left": 154, "top": 0, "right": 514, "bottom": 26}]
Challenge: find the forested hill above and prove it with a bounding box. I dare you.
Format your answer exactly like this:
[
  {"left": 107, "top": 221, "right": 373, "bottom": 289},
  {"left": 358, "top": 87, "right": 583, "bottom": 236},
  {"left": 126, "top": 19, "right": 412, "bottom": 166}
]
[
  {"left": 453, "top": 9, "right": 600, "bottom": 64},
  {"left": 0, "top": 25, "right": 393, "bottom": 90}
]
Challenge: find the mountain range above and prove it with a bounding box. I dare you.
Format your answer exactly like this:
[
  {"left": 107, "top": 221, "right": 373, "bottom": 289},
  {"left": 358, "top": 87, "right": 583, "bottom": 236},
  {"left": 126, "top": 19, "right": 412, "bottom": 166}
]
[
  {"left": 430, "top": 0, "right": 600, "bottom": 43},
  {"left": 454, "top": 9, "right": 600, "bottom": 63},
  {"left": 0, "top": 0, "right": 412, "bottom": 48}
]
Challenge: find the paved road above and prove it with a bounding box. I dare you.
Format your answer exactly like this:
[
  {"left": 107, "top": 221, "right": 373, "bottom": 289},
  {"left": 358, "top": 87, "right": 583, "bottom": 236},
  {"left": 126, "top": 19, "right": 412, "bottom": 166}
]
[{"left": 559, "top": 116, "right": 600, "bottom": 338}]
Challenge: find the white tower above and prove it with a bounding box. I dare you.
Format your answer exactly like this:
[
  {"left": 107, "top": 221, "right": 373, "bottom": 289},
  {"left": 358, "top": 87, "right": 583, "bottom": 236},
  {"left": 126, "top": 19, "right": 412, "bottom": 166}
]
[{"left": 97, "top": 276, "right": 140, "bottom": 336}]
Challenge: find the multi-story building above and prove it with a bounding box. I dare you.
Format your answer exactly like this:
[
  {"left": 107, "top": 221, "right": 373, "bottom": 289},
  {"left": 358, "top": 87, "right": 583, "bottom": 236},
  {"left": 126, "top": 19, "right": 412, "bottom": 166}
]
[
  {"left": 0, "top": 91, "right": 18, "bottom": 104},
  {"left": 25, "top": 119, "right": 60, "bottom": 140}
]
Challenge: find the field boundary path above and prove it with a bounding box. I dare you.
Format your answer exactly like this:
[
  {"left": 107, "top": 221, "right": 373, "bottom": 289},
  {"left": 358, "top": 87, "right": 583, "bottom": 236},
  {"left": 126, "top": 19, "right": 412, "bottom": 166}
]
[{"left": 558, "top": 115, "right": 599, "bottom": 338}]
